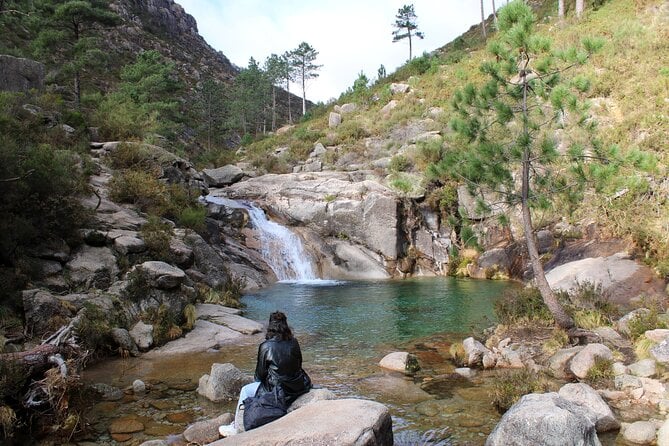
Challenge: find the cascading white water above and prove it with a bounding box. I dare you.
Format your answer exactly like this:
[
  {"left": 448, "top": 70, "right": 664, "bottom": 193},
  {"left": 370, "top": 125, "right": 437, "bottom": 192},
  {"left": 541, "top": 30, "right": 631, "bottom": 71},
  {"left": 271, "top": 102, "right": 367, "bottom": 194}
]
[
  {"left": 244, "top": 204, "right": 317, "bottom": 281},
  {"left": 203, "top": 196, "right": 316, "bottom": 281}
]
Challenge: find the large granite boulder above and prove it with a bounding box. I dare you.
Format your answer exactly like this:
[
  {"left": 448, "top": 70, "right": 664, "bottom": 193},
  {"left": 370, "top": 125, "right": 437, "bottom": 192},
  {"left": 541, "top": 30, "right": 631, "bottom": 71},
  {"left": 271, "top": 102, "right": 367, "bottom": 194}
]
[
  {"left": 558, "top": 383, "right": 619, "bottom": 432},
  {"left": 136, "top": 261, "right": 186, "bottom": 290},
  {"left": 22, "top": 289, "right": 75, "bottom": 335},
  {"left": 144, "top": 319, "right": 247, "bottom": 356},
  {"left": 486, "top": 393, "right": 601, "bottom": 446},
  {"left": 197, "top": 363, "right": 252, "bottom": 403},
  {"left": 546, "top": 252, "right": 664, "bottom": 304},
  {"left": 211, "top": 399, "right": 393, "bottom": 446},
  {"left": 65, "top": 245, "right": 119, "bottom": 289},
  {"left": 184, "top": 232, "right": 231, "bottom": 289},
  {"left": 0, "top": 55, "right": 45, "bottom": 92},
  {"left": 203, "top": 165, "right": 244, "bottom": 187}
]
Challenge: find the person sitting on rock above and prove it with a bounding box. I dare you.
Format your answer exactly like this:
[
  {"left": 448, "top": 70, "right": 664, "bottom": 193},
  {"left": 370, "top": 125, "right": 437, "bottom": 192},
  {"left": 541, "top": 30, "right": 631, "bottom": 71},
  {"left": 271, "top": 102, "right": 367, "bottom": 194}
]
[{"left": 219, "top": 311, "right": 312, "bottom": 436}]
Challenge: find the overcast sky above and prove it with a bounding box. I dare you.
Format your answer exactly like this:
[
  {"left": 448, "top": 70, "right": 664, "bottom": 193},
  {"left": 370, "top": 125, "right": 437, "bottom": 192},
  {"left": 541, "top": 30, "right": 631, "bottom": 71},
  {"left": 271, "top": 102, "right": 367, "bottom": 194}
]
[{"left": 176, "top": 1, "right": 492, "bottom": 102}]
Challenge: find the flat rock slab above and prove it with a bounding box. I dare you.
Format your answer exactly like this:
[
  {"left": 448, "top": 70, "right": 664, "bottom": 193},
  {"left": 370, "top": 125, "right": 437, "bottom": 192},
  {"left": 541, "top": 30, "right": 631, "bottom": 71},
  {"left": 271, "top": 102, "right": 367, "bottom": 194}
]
[
  {"left": 195, "top": 304, "right": 262, "bottom": 334},
  {"left": 143, "top": 320, "right": 246, "bottom": 357},
  {"left": 210, "top": 399, "right": 393, "bottom": 446}
]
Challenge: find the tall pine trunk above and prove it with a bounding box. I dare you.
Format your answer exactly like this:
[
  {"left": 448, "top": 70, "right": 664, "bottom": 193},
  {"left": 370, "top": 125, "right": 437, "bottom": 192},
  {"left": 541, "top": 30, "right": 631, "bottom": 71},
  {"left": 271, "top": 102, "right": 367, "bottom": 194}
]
[
  {"left": 271, "top": 85, "right": 276, "bottom": 131},
  {"left": 74, "top": 71, "right": 81, "bottom": 108},
  {"left": 480, "top": 0, "right": 487, "bottom": 38},
  {"left": 286, "top": 78, "right": 292, "bottom": 124},
  {"left": 301, "top": 71, "right": 306, "bottom": 116},
  {"left": 492, "top": 0, "right": 498, "bottom": 23},
  {"left": 558, "top": 0, "right": 565, "bottom": 18},
  {"left": 408, "top": 29, "right": 413, "bottom": 60},
  {"left": 576, "top": 0, "right": 585, "bottom": 17},
  {"left": 521, "top": 60, "right": 575, "bottom": 330}
]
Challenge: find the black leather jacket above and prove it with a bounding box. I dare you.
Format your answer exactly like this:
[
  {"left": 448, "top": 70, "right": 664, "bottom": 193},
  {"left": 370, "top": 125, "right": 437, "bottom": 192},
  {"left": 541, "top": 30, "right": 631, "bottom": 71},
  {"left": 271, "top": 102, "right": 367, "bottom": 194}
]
[{"left": 254, "top": 337, "right": 311, "bottom": 404}]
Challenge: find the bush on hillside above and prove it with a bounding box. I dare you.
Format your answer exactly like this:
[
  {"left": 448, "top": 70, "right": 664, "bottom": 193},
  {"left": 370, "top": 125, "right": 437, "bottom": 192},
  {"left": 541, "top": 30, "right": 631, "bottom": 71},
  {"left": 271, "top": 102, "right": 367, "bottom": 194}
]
[
  {"left": 494, "top": 287, "right": 554, "bottom": 325},
  {"left": 0, "top": 92, "right": 90, "bottom": 270}
]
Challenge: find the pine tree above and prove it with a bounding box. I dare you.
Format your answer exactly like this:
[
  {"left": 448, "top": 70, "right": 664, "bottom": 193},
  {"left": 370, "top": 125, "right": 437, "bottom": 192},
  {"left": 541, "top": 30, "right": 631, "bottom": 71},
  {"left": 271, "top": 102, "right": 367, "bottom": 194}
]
[
  {"left": 32, "top": 0, "right": 119, "bottom": 106},
  {"left": 392, "top": 4, "right": 424, "bottom": 61},
  {"left": 429, "top": 1, "right": 609, "bottom": 329},
  {"left": 264, "top": 53, "right": 290, "bottom": 131},
  {"left": 288, "top": 42, "right": 322, "bottom": 116},
  {"left": 193, "top": 79, "right": 227, "bottom": 152}
]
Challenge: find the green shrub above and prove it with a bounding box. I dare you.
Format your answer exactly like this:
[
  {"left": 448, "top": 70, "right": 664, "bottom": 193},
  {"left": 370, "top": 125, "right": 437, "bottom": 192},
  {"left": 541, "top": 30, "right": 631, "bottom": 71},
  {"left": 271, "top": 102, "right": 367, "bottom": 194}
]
[
  {"left": 584, "top": 357, "right": 614, "bottom": 388},
  {"left": 145, "top": 304, "right": 182, "bottom": 346},
  {"left": 542, "top": 329, "right": 570, "bottom": 355},
  {"left": 140, "top": 216, "right": 173, "bottom": 261},
  {"left": 494, "top": 287, "right": 554, "bottom": 325},
  {"left": 334, "top": 120, "right": 369, "bottom": 144},
  {"left": 573, "top": 309, "right": 608, "bottom": 329},
  {"left": 76, "top": 303, "right": 114, "bottom": 352},
  {"left": 178, "top": 206, "right": 207, "bottom": 233},
  {"left": 489, "top": 369, "right": 553, "bottom": 413},
  {"left": 627, "top": 308, "right": 668, "bottom": 341},
  {"left": 109, "top": 169, "right": 169, "bottom": 214},
  {"left": 107, "top": 142, "right": 158, "bottom": 171},
  {"left": 183, "top": 304, "right": 197, "bottom": 330},
  {"left": 123, "top": 269, "right": 152, "bottom": 303},
  {"left": 202, "top": 277, "right": 246, "bottom": 309},
  {"left": 449, "top": 342, "right": 465, "bottom": 366},
  {"left": 96, "top": 94, "right": 159, "bottom": 140},
  {"left": 390, "top": 178, "right": 413, "bottom": 195},
  {"left": 389, "top": 154, "right": 411, "bottom": 173}
]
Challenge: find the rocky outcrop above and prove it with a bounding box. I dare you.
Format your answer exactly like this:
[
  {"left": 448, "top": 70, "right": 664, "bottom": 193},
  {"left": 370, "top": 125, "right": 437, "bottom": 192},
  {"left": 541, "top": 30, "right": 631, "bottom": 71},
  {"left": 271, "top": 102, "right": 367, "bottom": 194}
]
[
  {"left": 546, "top": 252, "right": 665, "bottom": 305},
  {"left": 486, "top": 393, "right": 601, "bottom": 446},
  {"left": 210, "top": 399, "right": 393, "bottom": 446},
  {"left": 208, "top": 172, "right": 452, "bottom": 282},
  {"left": 203, "top": 165, "right": 245, "bottom": 187},
  {"left": 0, "top": 55, "right": 45, "bottom": 92},
  {"left": 217, "top": 172, "right": 400, "bottom": 259}
]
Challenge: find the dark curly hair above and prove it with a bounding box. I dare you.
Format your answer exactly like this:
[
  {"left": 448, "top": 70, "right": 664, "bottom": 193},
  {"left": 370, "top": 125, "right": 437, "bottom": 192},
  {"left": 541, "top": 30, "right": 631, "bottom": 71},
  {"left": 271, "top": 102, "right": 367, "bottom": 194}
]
[{"left": 266, "top": 311, "right": 293, "bottom": 341}]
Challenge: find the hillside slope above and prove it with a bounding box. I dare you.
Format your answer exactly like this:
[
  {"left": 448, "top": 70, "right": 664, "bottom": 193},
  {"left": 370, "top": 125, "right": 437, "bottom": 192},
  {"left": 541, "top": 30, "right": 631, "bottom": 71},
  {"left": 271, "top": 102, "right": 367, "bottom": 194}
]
[{"left": 239, "top": 0, "right": 669, "bottom": 277}]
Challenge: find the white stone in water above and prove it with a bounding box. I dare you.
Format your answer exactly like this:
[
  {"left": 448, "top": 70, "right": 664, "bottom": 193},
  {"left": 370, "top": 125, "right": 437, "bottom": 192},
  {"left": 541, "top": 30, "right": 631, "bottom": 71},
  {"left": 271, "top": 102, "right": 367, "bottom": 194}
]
[
  {"left": 623, "top": 421, "right": 656, "bottom": 445},
  {"left": 454, "top": 367, "right": 477, "bottom": 379},
  {"left": 133, "top": 379, "right": 146, "bottom": 395}
]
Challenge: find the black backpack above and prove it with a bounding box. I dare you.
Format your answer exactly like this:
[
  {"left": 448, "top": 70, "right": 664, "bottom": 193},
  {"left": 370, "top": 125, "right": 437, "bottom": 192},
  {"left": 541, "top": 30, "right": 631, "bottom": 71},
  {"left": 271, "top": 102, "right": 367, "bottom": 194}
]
[{"left": 242, "top": 386, "right": 288, "bottom": 431}]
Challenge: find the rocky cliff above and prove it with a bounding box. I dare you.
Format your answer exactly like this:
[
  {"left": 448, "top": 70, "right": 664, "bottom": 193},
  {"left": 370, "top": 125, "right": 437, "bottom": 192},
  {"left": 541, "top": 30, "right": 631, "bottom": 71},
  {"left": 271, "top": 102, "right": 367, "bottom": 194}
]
[{"left": 108, "top": 0, "right": 237, "bottom": 84}]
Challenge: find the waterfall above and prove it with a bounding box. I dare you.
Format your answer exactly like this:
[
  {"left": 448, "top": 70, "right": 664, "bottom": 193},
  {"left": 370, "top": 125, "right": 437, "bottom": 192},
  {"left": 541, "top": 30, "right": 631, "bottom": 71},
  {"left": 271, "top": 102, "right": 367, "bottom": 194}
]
[
  {"left": 244, "top": 204, "right": 317, "bottom": 281},
  {"left": 204, "top": 196, "right": 316, "bottom": 281}
]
